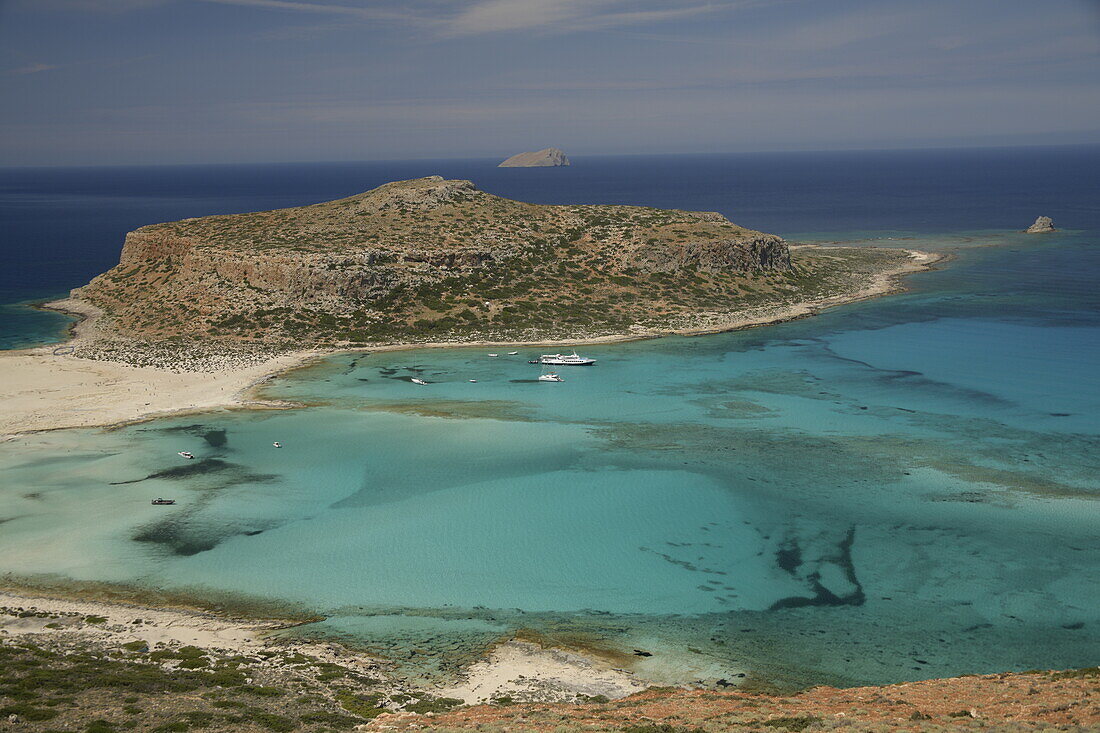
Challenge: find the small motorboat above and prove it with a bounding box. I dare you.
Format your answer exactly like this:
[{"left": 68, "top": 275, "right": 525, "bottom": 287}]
[
  {"left": 468, "top": 379, "right": 478, "bottom": 382},
  {"left": 151, "top": 498, "right": 176, "bottom": 506},
  {"left": 411, "top": 378, "right": 428, "bottom": 385},
  {"left": 528, "top": 360, "right": 539, "bottom": 364},
  {"left": 487, "top": 353, "right": 499, "bottom": 357},
  {"left": 272, "top": 442, "right": 282, "bottom": 448},
  {"left": 507, "top": 351, "right": 519, "bottom": 355},
  {"left": 539, "top": 372, "right": 564, "bottom": 382},
  {"left": 177, "top": 451, "right": 195, "bottom": 459}
]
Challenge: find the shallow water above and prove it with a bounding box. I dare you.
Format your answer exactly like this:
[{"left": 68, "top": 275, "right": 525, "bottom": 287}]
[
  {"left": 1, "top": 225, "right": 1097, "bottom": 688},
  {"left": 1, "top": 150, "right": 1098, "bottom": 688}
]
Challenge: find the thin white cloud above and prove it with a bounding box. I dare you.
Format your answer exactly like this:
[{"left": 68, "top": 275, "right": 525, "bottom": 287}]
[
  {"left": 576, "top": 4, "right": 733, "bottom": 31},
  {"left": 9, "top": 63, "right": 61, "bottom": 75},
  {"left": 445, "top": 0, "right": 756, "bottom": 36},
  {"left": 32, "top": 0, "right": 774, "bottom": 37},
  {"left": 194, "top": 0, "right": 434, "bottom": 25},
  {"left": 447, "top": 0, "right": 608, "bottom": 35},
  {"left": 7, "top": 0, "right": 168, "bottom": 11}
]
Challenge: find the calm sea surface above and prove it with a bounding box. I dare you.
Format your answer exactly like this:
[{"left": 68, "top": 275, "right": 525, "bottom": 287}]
[{"left": 1, "top": 148, "right": 1097, "bottom": 688}]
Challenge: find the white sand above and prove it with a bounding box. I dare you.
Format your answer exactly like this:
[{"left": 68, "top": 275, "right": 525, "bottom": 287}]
[
  {"left": 0, "top": 347, "right": 317, "bottom": 437},
  {"left": 440, "top": 641, "right": 649, "bottom": 704},
  {"left": 0, "top": 590, "right": 276, "bottom": 653}
]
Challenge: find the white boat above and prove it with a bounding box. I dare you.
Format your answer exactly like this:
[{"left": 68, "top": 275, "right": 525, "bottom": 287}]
[
  {"left": 538, "top": 351, "right": 596, "bottom": 366},
  {"left": 468, "top": 379, "right": 478, "bottom": 382},
  {"left": 272, "top": 442, "right": 282, "bottom": 448},
  {"left": 177, "top": 451, "right": 195, "bottom": 459},
  {"left": 487, "top": 353, "right": 499, "bottom": 357},
  {"left": 411, "top": 378, "right": 428, "bottom": 385},
  {"left": 539, "top": 372, "right": 564, "bottom": 382},
  {"left": 507, "top": 351, "right": 518, "bottom": 355}
]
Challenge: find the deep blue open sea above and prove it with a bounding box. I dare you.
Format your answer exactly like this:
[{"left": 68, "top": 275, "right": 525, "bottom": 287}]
[{"left": 1, "top": 147, "right": 1098, "bottom": 688}]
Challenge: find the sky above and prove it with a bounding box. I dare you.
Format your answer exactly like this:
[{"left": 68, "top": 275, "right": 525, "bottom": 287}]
[{"left": 1, "top": 0, "right": 1099, "bottom": 166}]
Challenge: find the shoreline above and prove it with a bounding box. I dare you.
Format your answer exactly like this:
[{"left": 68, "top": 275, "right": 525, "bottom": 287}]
[
  {"left": 0, "top": 246, "right": 943, "bottom": 438},
  {"left": 0, "top": 588, "right": 649, "bottom": 705},
  {"left": 2, "top": 585, "right": 1096, "bottom": 729}
]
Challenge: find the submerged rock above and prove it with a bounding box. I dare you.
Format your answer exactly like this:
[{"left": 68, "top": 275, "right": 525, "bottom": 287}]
[{"left": 1025, "top": 216, "right": 1055, "bottom": 233}]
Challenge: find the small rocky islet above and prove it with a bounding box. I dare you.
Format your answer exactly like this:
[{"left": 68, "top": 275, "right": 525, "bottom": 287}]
[
  {"left": 1025, "top": 215, "right": 1056, "bottom": 233},
  {"left": 497, "top": 147, "right": 570, "bottom": 167}
]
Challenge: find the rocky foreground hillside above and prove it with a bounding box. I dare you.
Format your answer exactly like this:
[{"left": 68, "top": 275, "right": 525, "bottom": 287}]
[
  {"left": 1, "top": 617, "right": 1095, "bottom": 733},
  {"left": 73, "top": 176, "right": 802, "bottom": 346},
  {"left": 368, "top": 669, "right": 1099, "bottom": 732}
]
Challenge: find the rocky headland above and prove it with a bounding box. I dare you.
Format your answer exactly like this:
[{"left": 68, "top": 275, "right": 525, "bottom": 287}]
[
  {"left": 71, "top": 175, "right": 798, "bottom": 346},
  {"left": 498, "top": 147, "right": 570, "bottom": 167}
]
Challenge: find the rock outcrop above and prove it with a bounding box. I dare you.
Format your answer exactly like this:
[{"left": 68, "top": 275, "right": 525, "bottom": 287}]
[
  {"left": 1025, "top": 216, "right": 1055, "bottom": 233},
  {"left": 498, "top": 148, "right": 570, "bottom": 167},
  {"left": 74, "top": 176, "right": 792, "bottom": 344}
]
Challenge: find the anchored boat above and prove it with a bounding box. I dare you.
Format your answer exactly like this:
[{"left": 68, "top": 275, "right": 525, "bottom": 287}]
[{"left": 538, "top": 351, "right": 596, "bottom": 366}]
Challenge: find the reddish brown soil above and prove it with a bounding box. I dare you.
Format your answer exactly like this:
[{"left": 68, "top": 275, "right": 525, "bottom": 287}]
[{"left": 367, "top": 669, "right": 1099, "bottom": 731}]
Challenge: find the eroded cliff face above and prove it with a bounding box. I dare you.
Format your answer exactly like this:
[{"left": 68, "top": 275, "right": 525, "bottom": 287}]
[{"left": 75, "top": 176, "right": 793, "bottom": 344}]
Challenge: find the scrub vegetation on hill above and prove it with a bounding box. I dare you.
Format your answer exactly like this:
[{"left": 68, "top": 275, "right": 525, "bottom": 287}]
[{"left": 72, "top": 176, "right": 834, "bottom": 346}]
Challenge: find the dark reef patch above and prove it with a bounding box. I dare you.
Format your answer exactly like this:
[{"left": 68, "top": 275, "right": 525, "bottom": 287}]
[
  {"left": 154, "top": 424, "right": 229, "bottom": 448},
  {"left": 640, "top": 546, "right": 727, "bottom": 576},
  {"left": 200, "top": 429, "right": 227, "bottom": 448},
  {"left": 132, "top": 517, "right": 278, "bottom": 556},
  {"left": 776, "top": 539, "right": 803, "bottom": 574},
  {"left": 110, "top": 458, "right": 234, "bottom": 484},
  {"left": 132, "top": 520, "right": 220, "bottom": 556},
  {"left": 769, "top": 529, "right": 865, "bottom": 611},
  {"left": 109, "top": 459, "right": 277, "bottom": 489}
]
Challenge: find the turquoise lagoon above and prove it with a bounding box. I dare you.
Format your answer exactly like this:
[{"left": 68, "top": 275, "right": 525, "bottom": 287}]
[{"left": 1, "top": 229, "right": 1097, "bottom": 689}]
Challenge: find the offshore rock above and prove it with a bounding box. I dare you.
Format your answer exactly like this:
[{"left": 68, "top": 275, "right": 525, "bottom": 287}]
[
  {"left": 1025, "top": 216, "right": 1055, "bottom": 233},
  {"left": 498, "top": 148, "right": 570, "bottom": 167}
]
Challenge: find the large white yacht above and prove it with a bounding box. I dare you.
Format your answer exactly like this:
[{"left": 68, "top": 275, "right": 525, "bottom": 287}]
[{"left": 538, "top": 351, "right": 596, "bottom": 366}]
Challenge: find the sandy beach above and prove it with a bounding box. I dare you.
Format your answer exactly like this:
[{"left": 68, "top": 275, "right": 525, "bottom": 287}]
[{"left": 0, "top": 247, "right": 941, "bottom": 438}]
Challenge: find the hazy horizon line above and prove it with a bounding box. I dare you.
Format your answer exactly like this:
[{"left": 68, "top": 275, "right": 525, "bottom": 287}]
[{"left": 3, "top": 140, "right": 1099, "bottom": 171}]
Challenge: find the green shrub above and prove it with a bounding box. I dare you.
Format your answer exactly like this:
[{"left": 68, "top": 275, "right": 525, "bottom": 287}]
[
  {"left": 85, "top": 721, "right": 117, "bottom": 733},
  {"left": 402, "top": 696, "right": 463, "bottom": 714},
  {"left": 336, "top": 690, "right": 386, "bottom": 718},
  {"left": 761, "top": 716, "right": 822, "bottom": 731}
]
